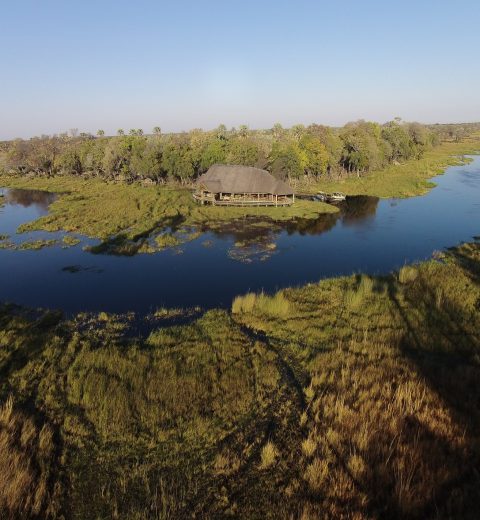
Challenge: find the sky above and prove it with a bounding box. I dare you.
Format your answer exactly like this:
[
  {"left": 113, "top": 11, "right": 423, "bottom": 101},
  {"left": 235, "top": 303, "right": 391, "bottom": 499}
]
[{"left": 1, "top": 0, "right": 479, "bottom": 139}]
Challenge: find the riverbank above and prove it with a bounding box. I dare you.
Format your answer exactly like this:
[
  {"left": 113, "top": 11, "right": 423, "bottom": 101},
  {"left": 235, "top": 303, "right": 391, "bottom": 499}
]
[
  {"left": 1, "top": 239, "right": 479, "bottom": 518},
  {"left": 298, "top": 134, "right": 480, "bottom": 197}
]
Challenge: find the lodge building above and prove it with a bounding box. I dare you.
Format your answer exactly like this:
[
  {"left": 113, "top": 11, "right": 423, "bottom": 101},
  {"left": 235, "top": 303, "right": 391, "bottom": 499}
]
[{"left": 193, "top": 164, "right": 294, "bottom": 206}]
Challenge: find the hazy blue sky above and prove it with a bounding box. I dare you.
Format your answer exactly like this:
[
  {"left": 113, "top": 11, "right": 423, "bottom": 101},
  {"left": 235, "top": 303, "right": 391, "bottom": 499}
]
[{"left": 1, "top": 0, "right": 479, "bottom": 139}]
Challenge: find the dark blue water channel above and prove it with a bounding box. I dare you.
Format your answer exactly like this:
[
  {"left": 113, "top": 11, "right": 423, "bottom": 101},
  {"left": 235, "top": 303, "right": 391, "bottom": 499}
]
[{"left": 1, "top": 156, "right": 480, "bottom": 315}]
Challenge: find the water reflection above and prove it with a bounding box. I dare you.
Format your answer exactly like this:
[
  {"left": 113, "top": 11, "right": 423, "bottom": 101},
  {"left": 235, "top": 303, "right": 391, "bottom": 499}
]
[
  {"left": 3, "top": 188, "right": 56, "bottom": 210},
  {"left": 339, "top": 196, "right": 379, "bottom": 226},
  {"left": 205, "top": 196, "right": 380, "bottom": 261}
]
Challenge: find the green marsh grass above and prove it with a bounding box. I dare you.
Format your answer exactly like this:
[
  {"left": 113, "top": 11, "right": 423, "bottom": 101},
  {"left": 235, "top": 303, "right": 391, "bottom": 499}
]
[
  {"left": 1, "top": 241, "right": 480, "bottom": 517},
  {"left": 0, "top": 175, "right": 338, "bottom": 245},
  {"left": 232, "top": 291, "right": 292, "bottom": 318},
  {"left": 62, "top": 235, "right": 81, "bottom": 247}
]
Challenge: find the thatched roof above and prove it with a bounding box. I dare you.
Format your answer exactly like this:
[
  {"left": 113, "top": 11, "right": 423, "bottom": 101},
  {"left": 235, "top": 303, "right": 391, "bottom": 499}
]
[{"left": 196, "top": 165, "right": 293, "bottom": 196}]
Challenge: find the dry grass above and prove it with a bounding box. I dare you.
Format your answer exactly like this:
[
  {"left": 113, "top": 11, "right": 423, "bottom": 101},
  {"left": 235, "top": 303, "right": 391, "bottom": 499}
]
[
  {"left": 232, "top": 242, "right": 480, "bottom": 517},
  {"left": 259, "top": 441, "right": 278, "bottom": 469},
  {"left": 1, "top": 240, "right": 480, "bottom": 518},
  {"left": 301, "top": 436, "right": 317, "bottom": 458},
  {"left": 398, "top": 265, "right": 419, "bottom": 284},
  {"left": 0, "top": 397, "right": 58, "bottom": 519},
  {"left": 232, "top": 291, "right": 292, "bottom": 318},
  {"left": 304, "top": 457, "right": 329, "bottom": 491}
]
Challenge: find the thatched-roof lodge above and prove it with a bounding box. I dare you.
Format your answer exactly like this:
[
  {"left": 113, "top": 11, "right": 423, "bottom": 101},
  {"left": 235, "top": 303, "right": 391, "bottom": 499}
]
[{"left": 193, "top": 165, "right": 294, "bottom": 206}]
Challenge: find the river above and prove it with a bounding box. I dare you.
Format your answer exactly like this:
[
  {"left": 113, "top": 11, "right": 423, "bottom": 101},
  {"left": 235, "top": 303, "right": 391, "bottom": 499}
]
[{"left": 1, "top": 156, "right": 479, "bottom": 314}]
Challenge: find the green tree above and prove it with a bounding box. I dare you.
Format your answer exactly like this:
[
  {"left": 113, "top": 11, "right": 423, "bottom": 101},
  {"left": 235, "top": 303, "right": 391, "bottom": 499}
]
[
  {"left": 102, "top": 136, "right": 132, "bottom": 179},
  {"left": 291, "top": 124, "right": 306, "bottom": 141},
  {"left": 161, "top": 137, "right": 194, "bottom": 183},
  {"left": 340, "top": 121, "right": 385, "bottom": 174},
  {"left": 58, "top": 148, "right": 82, "bottom": 175},
  {"left": 130, "top": 138, "right": 163, "bottom": 181},
  {"left": 269, "top": 141, "right": 305, "bottom": 180},
  {"left": 299, "top": 134, "right": 330, "bottom": 177},
  {"left": 226, "top": 138, "right": 260, "bottom": 166},
  {"left": 200, "top": 139, "right": 227, "bottom": 170},
  {"left": 215, "top": 124, "right": 228, "bottom": 141},
  {"left": 96, "top": 129, "right": 105, "bottom": 137},
  {"left": 381, "top": 121, "right": 414, "bottom": 162}
]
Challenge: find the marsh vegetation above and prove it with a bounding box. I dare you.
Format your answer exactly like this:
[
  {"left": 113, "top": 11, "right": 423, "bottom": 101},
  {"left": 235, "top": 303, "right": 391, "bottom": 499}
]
[
  {"left": 1, "top": 126, "right": 480, "bottom": 518},
  {"left": 1, "top": 240, "right": 480, "bottom": 518}
]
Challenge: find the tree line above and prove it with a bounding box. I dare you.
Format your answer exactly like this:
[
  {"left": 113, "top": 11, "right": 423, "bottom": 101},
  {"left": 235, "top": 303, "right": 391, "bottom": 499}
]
[{"left": 2, "top": 120, "right": 479, "bottom": 184}]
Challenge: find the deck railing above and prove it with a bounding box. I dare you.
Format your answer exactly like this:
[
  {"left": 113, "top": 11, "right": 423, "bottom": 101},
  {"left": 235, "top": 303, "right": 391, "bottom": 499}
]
[{"left": 192, "top": 192, "right": 293, "bottom": 207}]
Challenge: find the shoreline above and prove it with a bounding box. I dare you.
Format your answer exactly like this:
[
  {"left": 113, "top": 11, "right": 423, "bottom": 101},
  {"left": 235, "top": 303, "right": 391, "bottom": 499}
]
[{"left": 297, "top": 135, "right": 480, "bottom": 198}]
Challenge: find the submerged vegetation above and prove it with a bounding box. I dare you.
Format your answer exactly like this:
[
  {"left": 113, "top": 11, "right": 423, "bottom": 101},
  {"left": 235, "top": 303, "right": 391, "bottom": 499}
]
[{"left": 1, "top": 240, "right": 480, "bottom": 518}]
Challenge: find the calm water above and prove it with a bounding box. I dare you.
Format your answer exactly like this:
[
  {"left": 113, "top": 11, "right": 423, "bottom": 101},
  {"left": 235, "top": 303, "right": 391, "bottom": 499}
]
[{"left": 1, "top": 156, "right": 480, "bottom": 314}]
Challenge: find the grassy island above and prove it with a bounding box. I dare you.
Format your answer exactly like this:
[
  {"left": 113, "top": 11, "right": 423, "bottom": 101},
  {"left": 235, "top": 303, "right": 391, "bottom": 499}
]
[{"left": 0, "top": 175, "right": 338, "bottom": 241}]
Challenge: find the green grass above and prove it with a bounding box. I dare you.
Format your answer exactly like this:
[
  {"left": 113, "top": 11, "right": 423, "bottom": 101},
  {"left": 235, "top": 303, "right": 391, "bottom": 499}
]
[
  {"left": 0, "top": 238, "right": 58, "bottom": 250},
  {"left": 154, "top": 233, "right": 181, "bottom": 249},
  {"left": 232, "top": 291, "right": 292, "bottom": 318},
  {"left": 62, "top": 235, "right": 81, "bottom": 247},
  {"left": 18, "top": 239, "right": 57, "bottom": 250},
  {"left": 1, "top": 240, "right": 480, "bottom": 517},
  {"left": 298, "top": 135, "right": 480, "bottom": 197},
  {"left": 0, "top": 175, "right": 338, "bottom": 243}
]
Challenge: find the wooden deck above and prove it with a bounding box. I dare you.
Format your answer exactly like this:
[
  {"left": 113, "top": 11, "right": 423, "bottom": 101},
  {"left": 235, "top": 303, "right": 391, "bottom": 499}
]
[{"left": 192, "top": 192, "right": 294, "bottom": 207}]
